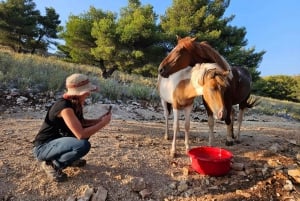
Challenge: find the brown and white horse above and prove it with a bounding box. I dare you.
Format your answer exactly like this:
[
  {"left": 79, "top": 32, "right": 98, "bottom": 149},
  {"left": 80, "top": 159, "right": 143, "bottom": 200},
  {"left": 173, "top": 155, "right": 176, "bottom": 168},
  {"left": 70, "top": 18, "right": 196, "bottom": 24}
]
[
  {"left": 158, "top": 36, "right": 232, "bottom": 79},
  {"left": 158, "top": 63, "right": 230, "bottom": 157},
  {"left": 203, "top": 66, "right": 259, "bottom": 146}
]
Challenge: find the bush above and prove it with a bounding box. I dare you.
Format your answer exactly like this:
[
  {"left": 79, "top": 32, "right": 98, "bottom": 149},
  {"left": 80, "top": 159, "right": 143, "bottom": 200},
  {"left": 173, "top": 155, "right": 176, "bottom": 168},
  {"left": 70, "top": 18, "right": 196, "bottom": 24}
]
[{"left": 253, "top": 76, "right": 299, "bottom": 102}]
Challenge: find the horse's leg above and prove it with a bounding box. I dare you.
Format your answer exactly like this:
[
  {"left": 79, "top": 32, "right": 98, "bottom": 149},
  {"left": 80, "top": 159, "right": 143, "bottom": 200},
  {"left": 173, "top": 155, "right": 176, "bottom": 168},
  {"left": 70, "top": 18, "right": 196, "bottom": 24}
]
[
  {"left": 225, "top": 107, "right": 234, "bottom": 146},
  {"left": 171, "top": 109, "right": 180, "bottom": 158},
  {"left": 203, "top": 99, "right": 215, "bottom": 146},
  {"left": 161, "top": 100, "right": 170, "bottom": 140},
  {"left": 235, "top": 108, "right": 245, "bottom": 143},
  {"left": 183, "top": 105, "right": 193, "bottom": 153}
]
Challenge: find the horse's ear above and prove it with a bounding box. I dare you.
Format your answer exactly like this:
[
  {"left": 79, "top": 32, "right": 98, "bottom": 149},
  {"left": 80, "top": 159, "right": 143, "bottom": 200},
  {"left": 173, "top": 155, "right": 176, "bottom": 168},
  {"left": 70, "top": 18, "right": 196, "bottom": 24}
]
[
  {"left": 223, "top": 70, "right": 230, "bottom": 76},
  {"left": 176, "top": 35, "right": 182, "bottom": 41},
  {"left": 191, "top": 37, "right": 197, "bottom": 42}
]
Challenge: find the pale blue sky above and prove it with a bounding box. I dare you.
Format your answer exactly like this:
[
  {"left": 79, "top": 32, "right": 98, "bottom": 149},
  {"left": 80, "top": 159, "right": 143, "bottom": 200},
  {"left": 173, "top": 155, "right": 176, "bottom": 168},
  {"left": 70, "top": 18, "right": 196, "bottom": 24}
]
[{"left": 34, "top": 0, "right": 300, "bottom": 76}]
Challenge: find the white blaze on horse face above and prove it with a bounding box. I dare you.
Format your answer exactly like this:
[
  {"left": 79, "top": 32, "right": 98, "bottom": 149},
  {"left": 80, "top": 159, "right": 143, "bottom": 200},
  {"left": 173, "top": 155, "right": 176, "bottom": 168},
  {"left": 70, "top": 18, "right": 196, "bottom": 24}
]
[{"left": 159, "top": 67, "right": 193, "bottom": 104}]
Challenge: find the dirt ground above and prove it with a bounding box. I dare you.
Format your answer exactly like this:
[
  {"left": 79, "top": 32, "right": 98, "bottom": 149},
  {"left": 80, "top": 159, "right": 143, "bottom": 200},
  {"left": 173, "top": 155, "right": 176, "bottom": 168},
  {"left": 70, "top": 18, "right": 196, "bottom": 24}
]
[{"left": 0, "top": 102, "right": 299, "bottom": 201}]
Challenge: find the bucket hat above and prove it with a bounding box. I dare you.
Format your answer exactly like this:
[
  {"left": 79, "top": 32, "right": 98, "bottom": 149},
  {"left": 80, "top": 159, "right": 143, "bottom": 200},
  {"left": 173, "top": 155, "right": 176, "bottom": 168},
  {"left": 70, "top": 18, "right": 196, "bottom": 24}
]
[{"left": 64, "top": 73, "right": 97, "bottom": 97}]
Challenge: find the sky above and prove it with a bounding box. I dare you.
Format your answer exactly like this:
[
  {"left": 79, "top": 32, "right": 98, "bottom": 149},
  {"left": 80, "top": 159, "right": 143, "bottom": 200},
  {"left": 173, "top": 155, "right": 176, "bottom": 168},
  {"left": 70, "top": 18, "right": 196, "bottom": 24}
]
[{"left": 34, "top": 0, "right": 300, "bottom": 76}]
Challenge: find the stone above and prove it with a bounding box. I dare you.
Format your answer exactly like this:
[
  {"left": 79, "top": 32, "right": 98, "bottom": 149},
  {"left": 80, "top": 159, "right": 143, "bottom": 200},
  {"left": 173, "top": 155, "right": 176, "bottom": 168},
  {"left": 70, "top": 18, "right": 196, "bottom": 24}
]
[
  {"left": 177, "top": 181, "right": 188, "bottom": 192},
  {"left": 267, "top": 159, "right": 282, "bottom": 168},
  {"left": 296, "top": 153, "right": 300, "bottom": 161},
  {"left": 168, "top": 182, "right": 177, "bottom": 189},
  {"left": 66, "top": 196, "right": 76, "bottom": 201},
  {"left": 91, "top": 185, "right": 108, "bottom": 201},
  {"left": 283, "top": 180, "right": 294, "bottom": 192},
  {"left": 182, "top": 166, "right": 190, "bottom": 176},
  {"left": 131, "top": 177, "right": 146, "bottom": 192},
  {"left": 287, "top": 168, "right": 300, "bottom": 184},
  {"left": 236, "top": 190, "right": 251, "bottom": 198},
  {"left": 231, "top": 162, "right": 245, "bottom": 171},
  {"left": 269, "top": 143, "right": 280, "bottom": 153},
  {"left": 139, "top": 188, "right": 152, "bottom": 199}
]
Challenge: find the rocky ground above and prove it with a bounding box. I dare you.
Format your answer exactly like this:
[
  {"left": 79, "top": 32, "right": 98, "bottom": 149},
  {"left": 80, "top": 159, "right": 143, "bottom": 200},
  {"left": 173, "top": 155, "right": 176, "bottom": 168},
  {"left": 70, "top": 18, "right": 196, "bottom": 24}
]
[{"left": 0, "top": 94, "right": 300, "bottom": 201}]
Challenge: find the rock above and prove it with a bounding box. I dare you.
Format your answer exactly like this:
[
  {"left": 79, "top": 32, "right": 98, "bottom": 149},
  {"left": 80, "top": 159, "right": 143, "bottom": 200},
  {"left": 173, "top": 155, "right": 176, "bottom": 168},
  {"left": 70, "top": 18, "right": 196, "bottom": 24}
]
[
  {"left": 245, "top": 167, "right": 256, "bottom": 175},
  {"left": 233, "top": 170, "right": 247, "bottom": 177},
  {"left": 231, "top": 162, "right": 245, "bottom": 171},
  {"left": 283, "top": 180, "right": 294, "bottom": 192},
  {"left": 287, "top": 168, "right": 300, "bottom": 184},
  {"left": 182, "top": 166, "right": 190, "bottom": 176},
  {"left": 66, "top": 196, "right": 76, "bottom": 201},
  {"left": 139, "top": 188, "right": 152, "bottom": 199},
  {"left": 91, "top": 185, "right": 108, "bottom": 201},
  {"left": 207, "top": 186, "right": 219, "bottom": 190},
  {"left": 236, "top": 190, "right": 251, "bottom": 198},
  {"left": 287, "top": 139, "right": 300, "bottom": 146},
  {"left": 267, "top": 159, "right": 282, "bottom": 168},
  {"left": 130, "top": 177, "right": 146, "bottom": 192},
  {"left": 168, "top": 182, "right": 177, "bottom": 189},
  {"left": 296, "top": 153, "right": 300, "bottom": 161},
  {"left": 77, "top": 186, "right": 94, "bottom": 201},
  {"left": 84, "top": 188, "right": 94, "bottom": 199},
  {"left": 16, "top": 96, "right": 28, "bottom": 105},
  {"left": 177, "top": 181, "right": 188, "bottom": 192},
  {"left": 262, "top": 166, "right": 269, "bottom": 176},
  {"left": 269, "top": 143, "right": 280, "bottom": 153}
]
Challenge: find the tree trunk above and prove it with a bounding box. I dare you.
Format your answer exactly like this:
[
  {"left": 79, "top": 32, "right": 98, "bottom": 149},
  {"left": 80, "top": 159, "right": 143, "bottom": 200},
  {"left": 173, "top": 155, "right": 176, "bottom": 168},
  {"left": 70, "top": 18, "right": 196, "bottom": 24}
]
[{"left": 97, "top": 59, "right": 118, "bottom": 79}]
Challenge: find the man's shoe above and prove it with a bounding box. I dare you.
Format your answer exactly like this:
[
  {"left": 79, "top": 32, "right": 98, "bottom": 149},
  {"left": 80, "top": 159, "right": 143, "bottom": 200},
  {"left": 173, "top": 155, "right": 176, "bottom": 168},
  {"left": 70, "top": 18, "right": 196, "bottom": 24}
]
[
  {"left": 70, "top": 159, "right": 87, "bottom": 167},
  {"left": 41, "top": 161, "right": 67, "bottom": 182}
]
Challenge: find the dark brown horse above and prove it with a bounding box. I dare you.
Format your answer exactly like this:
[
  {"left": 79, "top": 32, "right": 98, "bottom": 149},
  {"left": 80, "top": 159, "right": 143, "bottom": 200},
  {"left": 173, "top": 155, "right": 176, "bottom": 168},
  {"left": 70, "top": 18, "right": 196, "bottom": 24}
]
[
  {"left": 202, "top": 66, "right": 259, "bottom": 146},
  {"left": 158, "top": 36, "right": 232, "bottom": 79}
]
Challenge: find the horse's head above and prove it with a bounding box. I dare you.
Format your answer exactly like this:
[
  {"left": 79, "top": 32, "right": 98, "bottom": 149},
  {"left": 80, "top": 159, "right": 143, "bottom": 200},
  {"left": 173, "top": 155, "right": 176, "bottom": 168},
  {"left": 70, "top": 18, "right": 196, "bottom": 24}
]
[
  {"left": 201, "top": 66, "right": 230, "bottom": 120},
  {"left": 158, "top": 36, "right": 196, "bottom": 78}
]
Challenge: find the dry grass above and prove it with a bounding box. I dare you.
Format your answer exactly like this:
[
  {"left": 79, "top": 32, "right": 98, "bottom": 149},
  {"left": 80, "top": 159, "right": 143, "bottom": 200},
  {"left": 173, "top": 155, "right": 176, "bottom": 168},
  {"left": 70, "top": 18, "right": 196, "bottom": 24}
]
[{"left": 0, "top": 50, "right": 299, "bottom": 120}]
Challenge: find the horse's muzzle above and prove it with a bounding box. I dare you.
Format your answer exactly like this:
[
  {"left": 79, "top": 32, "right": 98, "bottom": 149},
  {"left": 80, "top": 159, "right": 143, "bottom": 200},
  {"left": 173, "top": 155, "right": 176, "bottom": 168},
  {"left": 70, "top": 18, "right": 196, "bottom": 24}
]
[{"left": 158, "top": 67, "right": 169, "bottom": 78}]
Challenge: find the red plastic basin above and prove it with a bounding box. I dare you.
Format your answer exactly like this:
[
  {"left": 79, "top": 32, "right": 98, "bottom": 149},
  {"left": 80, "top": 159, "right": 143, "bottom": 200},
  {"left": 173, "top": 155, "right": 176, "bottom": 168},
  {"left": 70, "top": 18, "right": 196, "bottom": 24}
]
[{"left": 188, "top": 146, "right": 233, "bottom": 176}]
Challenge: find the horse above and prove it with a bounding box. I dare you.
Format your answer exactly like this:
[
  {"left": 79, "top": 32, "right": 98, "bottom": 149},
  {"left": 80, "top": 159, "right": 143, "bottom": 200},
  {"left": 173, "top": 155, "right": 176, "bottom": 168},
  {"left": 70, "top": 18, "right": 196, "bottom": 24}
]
[
  {"left": 202, "top": 66, "right": 260, "bottom": 146},
  {"left": 158, "top": 36, "right": 233, "bottom": 79},
  {"left": 158, "top": 63, "right": 230, "bottom": 157}
]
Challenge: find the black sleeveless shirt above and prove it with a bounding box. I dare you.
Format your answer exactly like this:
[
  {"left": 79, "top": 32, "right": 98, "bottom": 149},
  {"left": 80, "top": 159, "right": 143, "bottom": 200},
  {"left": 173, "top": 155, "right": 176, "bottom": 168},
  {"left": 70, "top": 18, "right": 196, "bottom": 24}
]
[{"left": 33, "top": 98, "right": 83, "bottom": 147}]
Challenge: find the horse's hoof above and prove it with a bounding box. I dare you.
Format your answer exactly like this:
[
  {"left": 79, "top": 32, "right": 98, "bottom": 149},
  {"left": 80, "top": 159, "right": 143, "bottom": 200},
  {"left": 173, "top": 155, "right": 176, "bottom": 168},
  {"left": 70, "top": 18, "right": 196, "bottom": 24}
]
[
  {"left": 164, "top": 136, "right": 169, "bottom": 140},
  {"left": 170, "top": 151, "right": 176, "bottom": 158},
  {"left": 225, "top": 140, "right": 234, "bottom": 146},
  {"left": 235, "top": 139, "right": 241, "bottom": 144}
]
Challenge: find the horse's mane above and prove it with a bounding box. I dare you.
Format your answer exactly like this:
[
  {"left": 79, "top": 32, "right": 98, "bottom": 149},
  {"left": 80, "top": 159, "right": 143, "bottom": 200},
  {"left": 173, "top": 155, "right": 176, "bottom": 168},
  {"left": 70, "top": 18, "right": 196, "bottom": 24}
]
[
  {"left": 211, "top": 69, "right": 230, "bottom": 88},
  {"left": 191, "top": 63, "right": 229, "bottom": 87},
  {"left": 180, "top": 37, "right": 233, "bottom": 79}
]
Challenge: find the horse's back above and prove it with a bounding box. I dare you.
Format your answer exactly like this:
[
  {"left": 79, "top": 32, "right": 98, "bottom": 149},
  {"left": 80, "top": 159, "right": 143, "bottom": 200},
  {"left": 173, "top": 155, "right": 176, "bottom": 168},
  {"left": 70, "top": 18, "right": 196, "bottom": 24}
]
[{"left": 230, "top": 66, "right": 252, "bottom": 105}]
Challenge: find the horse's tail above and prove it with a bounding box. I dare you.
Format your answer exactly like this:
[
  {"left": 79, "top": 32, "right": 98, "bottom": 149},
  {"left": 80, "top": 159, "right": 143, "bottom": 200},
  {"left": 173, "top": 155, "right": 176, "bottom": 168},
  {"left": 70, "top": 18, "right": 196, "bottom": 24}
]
[
  {"left": 246, "top": 95, "right": 260, "bottom": 108},
  {"left": 198, "top": 42, "right": 233, "bottom": 79}
]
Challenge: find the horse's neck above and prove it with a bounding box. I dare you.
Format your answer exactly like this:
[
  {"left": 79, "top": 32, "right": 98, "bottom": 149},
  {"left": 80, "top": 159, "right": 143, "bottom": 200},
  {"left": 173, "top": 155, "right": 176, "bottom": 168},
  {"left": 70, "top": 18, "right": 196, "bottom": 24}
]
[
  {"left": 194, "top": 43, "right": 233, "bottom": 80},
  {"left": 158, "top": 67, "right": 193, "bottom": 103},
  {"left": 168, "top": 67, "right": 192, "bottom": 84}
]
